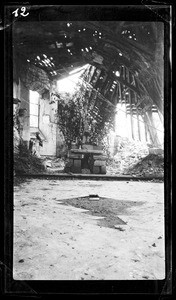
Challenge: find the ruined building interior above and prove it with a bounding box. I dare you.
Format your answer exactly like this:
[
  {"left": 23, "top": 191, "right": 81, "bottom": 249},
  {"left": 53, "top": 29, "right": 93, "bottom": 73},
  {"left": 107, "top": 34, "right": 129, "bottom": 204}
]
[
  {"left": 12, "top": 6, "right": 166, "bottom": 176},
  {"left": 7, "top": 5, "right": 172, "bottom": 285}
]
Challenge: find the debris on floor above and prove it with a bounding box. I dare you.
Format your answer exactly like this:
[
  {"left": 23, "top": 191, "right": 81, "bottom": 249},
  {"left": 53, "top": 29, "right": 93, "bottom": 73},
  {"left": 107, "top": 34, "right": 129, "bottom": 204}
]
[
  {"left": 106, "top": 137, "right": 163, "bottom": 177},
  {"left": 14, "top": 137, "right": 164, "bottom": 178},
  {"left": 13, "top": 179, "right": 165, "bottom": 280},
  {"left": 124, "top": 154, "right": 164, "bottom": 177},
  {"left": 42, "top": 157, "right": 65, "bottom": 173},
  {"left": 14, "top": 142, "right": 45, "bottom": 175},
  {"left": 89, "top": 194, "right": 100, "bottom": 201}
]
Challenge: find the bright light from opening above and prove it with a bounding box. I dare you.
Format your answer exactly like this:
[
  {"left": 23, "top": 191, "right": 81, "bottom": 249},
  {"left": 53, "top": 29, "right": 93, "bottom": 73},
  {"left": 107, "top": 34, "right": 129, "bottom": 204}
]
[
  {"left": 57, "top": 64, "right": 89, "bottom": 94},
  {"left": 29, "top": 90, "right": 39, "bottom": 128},
  {"left": 115, "top": 103, "right": 128, "bottom": 137},
  {"left": 152, "top": 112, "right": 164, "bottom": 146},
  {"left": 115, "top": 71, "right": 120, "bottom": 77},
  {"left": 57, "top": 74, "right": 79, "bottom": 94}
]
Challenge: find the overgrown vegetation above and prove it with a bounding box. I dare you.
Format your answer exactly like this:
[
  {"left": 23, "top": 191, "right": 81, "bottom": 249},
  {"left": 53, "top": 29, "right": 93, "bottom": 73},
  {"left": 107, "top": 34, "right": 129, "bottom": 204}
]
[
  {"left": 53, "top": 72, "right": 114, "bottom": 152},
  {"left": 14, "top": 141, "right": 45, "bottom": 175}
]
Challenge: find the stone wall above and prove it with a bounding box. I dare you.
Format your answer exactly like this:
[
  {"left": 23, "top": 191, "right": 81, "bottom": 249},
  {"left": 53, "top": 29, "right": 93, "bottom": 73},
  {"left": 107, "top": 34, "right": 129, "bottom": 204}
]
[
  {"left": 13, "top": 58, "right": 65, "bottom": 157},
  {"left": 19, "top": 60, "right": 50, "bottom": 94}
]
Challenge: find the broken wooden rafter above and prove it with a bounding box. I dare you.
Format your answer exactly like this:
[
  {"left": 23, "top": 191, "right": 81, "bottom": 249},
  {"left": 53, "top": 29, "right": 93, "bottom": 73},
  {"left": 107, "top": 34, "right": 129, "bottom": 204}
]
[
  {"left": 78, "top": 55, "right": 140, "bottom": 95},
  {"left": 111, "top": 84, "right": 119, "bottom": 105},
  {"left": 81, "top": 78, "right": 116, "bottom": 110},
  {"left": 108, "top": 71, "right": 140, "bottom": 95}
]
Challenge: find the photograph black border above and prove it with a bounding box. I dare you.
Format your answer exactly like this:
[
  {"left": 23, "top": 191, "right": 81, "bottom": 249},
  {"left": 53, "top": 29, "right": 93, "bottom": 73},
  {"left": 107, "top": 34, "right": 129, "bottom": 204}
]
[{"left": 2, "top": 2, "right": 173, "bottom": 297}]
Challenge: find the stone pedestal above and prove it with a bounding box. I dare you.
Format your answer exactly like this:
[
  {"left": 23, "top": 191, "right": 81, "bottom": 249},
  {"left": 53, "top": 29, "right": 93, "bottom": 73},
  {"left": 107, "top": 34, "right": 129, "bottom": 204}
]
[
  {"left": 64, "top": 144, "right": 107, "bottom": 174},
  {"left": 72, "top": 159, "right": 82, "bottom": 173}
]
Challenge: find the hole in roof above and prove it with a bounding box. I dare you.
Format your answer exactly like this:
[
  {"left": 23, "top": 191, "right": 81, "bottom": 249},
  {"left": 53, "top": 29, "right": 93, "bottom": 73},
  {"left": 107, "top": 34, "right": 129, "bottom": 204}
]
[
  {"left": 56, "top": 64, "right": 89, "bottom": 94},
  {"left": 115, "top": 71, "right": 120, "bottom": 77}
]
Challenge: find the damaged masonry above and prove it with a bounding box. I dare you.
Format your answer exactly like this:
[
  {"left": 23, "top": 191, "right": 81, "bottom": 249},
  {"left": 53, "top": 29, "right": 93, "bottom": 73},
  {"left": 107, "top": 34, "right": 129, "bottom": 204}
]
[{"left": 8, "top": 5, "right": 170, "bottom": 283}]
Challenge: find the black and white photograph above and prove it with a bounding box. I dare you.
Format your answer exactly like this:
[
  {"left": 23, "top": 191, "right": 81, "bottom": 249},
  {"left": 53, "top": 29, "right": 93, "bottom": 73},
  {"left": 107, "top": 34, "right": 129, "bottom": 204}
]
[{"left": 3, "top": 3, "right": 172, "bottom": 296}]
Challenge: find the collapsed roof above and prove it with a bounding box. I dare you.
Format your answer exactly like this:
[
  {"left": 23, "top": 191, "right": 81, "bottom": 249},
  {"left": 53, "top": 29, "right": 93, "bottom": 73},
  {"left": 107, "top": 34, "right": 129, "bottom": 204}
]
[{"left": 12, "top": 6, "right": 165, "bottom": 128}]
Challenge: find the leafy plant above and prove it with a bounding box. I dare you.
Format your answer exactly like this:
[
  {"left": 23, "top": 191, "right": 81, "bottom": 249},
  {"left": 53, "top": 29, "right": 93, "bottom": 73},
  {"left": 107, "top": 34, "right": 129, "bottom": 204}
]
[{"left": 54, "top": 78, "right": 115, "bottom": 148}]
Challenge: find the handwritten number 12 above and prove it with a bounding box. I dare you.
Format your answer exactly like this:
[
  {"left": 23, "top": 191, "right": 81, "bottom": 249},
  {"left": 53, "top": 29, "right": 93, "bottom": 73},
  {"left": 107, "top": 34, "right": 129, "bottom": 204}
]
[{"left": 12, "top": 7, "right": 29, "bottom": 17}]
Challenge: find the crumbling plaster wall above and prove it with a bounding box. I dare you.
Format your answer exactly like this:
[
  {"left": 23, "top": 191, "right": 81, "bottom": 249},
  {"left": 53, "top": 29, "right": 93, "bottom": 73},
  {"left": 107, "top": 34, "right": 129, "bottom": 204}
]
[
  {"left": 13, "top": 79, "right": 30, "bottom": 146},
  {"left": 39, "top": 95, "right": 58, "bottom": 157},
  {"left": 50, "top": 80, "right": 65, "bottom": 157},
  {"left": 13, "top": 57, "right": 65, "bottom": 157},
  {"left": 13, "top": 79, "right": 63, "bottom": 157}
]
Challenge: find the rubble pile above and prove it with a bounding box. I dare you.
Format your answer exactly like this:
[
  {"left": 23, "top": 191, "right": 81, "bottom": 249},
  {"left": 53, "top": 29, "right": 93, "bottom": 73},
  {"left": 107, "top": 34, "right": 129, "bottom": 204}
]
[
  {"left": 106, "top": 137, "right": 164, "bottom": 177},
  {"left": 107, "top": 137, "right": 149, "bottom": 175},
  {"left": 14, "top": 137, "right": 164, "bottom": 178},
  {"left": 125, "top": 154, "right": 164, "bottom": 177},
  {"left": 14, "top": 142, "right": 45, "bottom": 175},
  {"left": 41, "top": 157, "right": 65, "bottom": 173}
]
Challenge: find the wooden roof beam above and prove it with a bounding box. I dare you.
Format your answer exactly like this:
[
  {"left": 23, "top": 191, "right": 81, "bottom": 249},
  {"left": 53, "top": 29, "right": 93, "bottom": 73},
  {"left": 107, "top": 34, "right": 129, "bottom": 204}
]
[{"left": 89, "top": 61, "right": 140, "bottom": 95}]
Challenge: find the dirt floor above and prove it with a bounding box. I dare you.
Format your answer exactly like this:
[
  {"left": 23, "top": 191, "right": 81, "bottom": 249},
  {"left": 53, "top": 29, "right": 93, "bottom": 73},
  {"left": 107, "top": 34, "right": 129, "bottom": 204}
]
[{"left": 13, "top": 178, "right": 165, "bottom": 280}]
